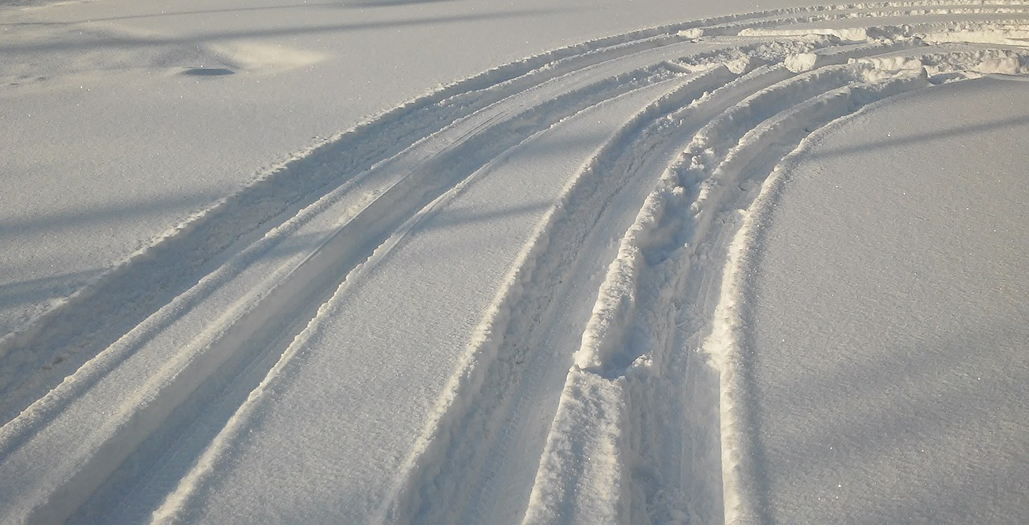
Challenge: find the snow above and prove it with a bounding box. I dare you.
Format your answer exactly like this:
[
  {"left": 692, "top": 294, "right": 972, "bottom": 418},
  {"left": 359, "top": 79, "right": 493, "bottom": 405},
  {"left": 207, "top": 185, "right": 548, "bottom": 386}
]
[
  {"left": 1, "top": 0, "right": 1028, "bottom": 523},
  {"left": 0, "top": 0, "right": 727, "bottom": 337},
  {"left": 733, "top": 76, "right": 1029, "bottom": 523}
]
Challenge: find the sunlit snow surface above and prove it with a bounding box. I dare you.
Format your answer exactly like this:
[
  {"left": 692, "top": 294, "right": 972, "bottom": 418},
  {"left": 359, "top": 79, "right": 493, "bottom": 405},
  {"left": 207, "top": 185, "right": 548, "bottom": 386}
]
[
  {"left": 1, "top": 0, "right": 1029, "bottom": 524},
  {"left": 742, "top": 77, "right": 1029, "bottom": 523},
  {"left": 0, "top": 0, "right": 721, "bottom": 337}
]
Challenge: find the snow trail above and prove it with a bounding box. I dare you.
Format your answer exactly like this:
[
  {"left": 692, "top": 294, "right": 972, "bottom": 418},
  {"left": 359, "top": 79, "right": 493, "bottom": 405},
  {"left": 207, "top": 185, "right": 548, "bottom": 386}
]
[
  {"left": 524, "top": 14, "right": 1028, "bottom": 525},
  {"left": 390, "top": 66, "right": 738, "bottom": 524},
  {"left": 0, "top": 0, "right": 1027, "bottom": 523}
]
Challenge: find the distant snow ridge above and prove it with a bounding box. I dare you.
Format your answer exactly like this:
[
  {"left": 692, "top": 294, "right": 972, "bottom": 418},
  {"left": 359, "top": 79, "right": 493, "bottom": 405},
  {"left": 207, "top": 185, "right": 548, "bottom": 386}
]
[{"left": 0, "top": 1, "right": 1028, "bottom": 524}]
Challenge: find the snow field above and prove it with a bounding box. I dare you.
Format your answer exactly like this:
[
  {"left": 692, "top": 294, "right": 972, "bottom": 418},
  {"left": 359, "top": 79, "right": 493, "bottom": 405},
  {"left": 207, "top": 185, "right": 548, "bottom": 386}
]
[
  {"left": 728, "top": 76, "right": 1029, "bottom": 522},
  {"left": 0, "top": 0, "right": 1028, "bottom": 523}
]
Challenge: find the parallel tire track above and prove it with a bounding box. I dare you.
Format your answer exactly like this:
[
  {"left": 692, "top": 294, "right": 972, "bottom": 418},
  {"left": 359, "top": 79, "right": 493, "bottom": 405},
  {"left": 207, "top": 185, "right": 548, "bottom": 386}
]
[
  {"left": 517, "top": 10, "right": 1028, "bottom": 526},
  {"left": 0, "top": 36, "right": 698, "bottom": 525},
  {"left": 0, "top": 1, "right": 1027, "bottom": 523}
]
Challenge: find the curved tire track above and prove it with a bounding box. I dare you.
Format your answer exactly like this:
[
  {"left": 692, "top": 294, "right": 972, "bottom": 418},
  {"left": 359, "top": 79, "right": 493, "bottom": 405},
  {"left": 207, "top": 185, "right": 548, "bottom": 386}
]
[
  {"left": 520, "top": 8, "right": 1029, "bottom": 526},
  {"left": 0, "top": 1, "right": 1026, "bottom": 523},
  {"left": 0, "top": 35, "right": 703, "bottom": 526}
]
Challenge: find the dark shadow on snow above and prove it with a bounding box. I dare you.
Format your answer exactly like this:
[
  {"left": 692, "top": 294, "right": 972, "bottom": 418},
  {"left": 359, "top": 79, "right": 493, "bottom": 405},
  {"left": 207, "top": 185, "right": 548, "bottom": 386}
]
[
  {"left": 0, "top": 8, "right": 572, "bottom": 54},
  {"left": 809, "top": 115, "right": 1029, "bottom": 162},
  {"left": 181, "top": 67, "right": 235, "bottom": 77}
]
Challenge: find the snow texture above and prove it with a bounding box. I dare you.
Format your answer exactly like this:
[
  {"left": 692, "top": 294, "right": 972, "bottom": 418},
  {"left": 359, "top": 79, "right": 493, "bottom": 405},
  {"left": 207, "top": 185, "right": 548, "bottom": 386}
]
[
  {"left": 736, "top": 77, "right": 1029, "bottom": 523},
  {"left": 1, "top": 0, "right": 1028, "bottom": 523}
]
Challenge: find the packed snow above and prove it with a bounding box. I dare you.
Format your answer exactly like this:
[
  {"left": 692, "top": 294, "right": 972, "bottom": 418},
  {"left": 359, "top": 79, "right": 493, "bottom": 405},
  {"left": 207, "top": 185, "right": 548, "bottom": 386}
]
[{"left": 1, "top": 0, "right": 1027, "bottom": 523}]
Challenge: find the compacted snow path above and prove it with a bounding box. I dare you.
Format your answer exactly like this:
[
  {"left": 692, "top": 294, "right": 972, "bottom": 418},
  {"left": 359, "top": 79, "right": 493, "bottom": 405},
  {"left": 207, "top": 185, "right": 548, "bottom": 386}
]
[{"left": 1, "top": 0, "right": 1028, "bottom": 523}]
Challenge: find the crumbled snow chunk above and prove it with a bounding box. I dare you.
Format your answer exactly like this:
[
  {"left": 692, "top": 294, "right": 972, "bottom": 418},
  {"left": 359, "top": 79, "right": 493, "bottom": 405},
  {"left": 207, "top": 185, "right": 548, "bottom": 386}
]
[
  {"left": 974, "top": 57, "right": 1022, "bottom": 75},
  {"left": 677, "top": 28, "right": 704, "bottom": 39},
  {"left": 723, "top": 57, "right": 752, "bottom": 74},
  {"left": 786, "top": 53, "right": 819, "bottom": 73}
]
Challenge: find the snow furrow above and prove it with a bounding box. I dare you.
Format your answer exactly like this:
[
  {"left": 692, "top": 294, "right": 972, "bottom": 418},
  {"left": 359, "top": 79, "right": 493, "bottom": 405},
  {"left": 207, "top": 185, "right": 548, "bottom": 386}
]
[
  {"left": 0, "top": 40, "right": 699, "bottom": 527},
  {"left": 709, "top": 49, "right": 1025, "bottom": 524},
  {"left": 0, "top": 19, "right": 707, "bottom": 430},
  {"left": 526, "top": 29, "right": 1022, "bottom": 522},
  {"left": 709, "top": 77, "right": 928, "bottom": 525},
  {"left": 386, "top": 67, "right": 738, "bottom": 525},
  {"left": 0, "top": 0, "right": 1023, "bottom": 428},
  {"left": 0, "top": 14, "right": 774, "bottom": 521},
  {"left": 1, "top": 2, "right": 1028, "bottom": 523}
]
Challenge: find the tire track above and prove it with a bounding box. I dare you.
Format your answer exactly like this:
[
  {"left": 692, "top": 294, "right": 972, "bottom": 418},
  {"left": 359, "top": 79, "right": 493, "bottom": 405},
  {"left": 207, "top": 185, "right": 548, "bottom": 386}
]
[
  {"left": 0, "top": 17, "right": 730, "bottom": 524},
  {"left": 0, "top": 36, "right": 704, "bottom": 527},
  {"left": 390, "top": 67, "right": 741, "bottom": 524},
  {"left": 0, "top": 1, "right": 1027, "bottom": 523},
  {"left": 521, "top": 13, "right": 1029, "bottom": 525},
  {"left": 0, "top": 27, "right": 693, "bottom": 429},
  {"left": 3, "top": 2, "right": 1025, "bottom": 421}
]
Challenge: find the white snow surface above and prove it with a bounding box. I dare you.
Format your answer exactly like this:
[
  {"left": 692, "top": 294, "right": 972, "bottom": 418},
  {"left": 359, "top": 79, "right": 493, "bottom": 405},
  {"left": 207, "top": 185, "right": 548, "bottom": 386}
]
[
  {"left": 0, "top": 0, "right": 738, "bottom": 337},
  {"left": 731, "top": 76, "right": 1029, "bottom": 523},
  {"left": 1, "top": 0, "right": 1028, "bottom": 523}
]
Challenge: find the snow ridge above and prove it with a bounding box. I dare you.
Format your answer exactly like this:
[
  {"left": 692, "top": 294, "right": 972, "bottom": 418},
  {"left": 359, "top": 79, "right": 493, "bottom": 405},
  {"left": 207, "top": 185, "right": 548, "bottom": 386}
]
[
  {"left": 524, "top": 17, "right": 1028, "bottom": 526},
  {"left": 0, "top": 1, "right": 1027, "bottom": 523},
  {"left": 386, "top": 66, "right": 737, "bottom": 524}
]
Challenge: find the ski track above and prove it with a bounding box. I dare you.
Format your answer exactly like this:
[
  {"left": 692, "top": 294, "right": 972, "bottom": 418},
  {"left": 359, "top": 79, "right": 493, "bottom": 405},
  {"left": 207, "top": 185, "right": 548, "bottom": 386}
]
[{"left": 1, "top": 1, "right": 1028, "bottom": 523}]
